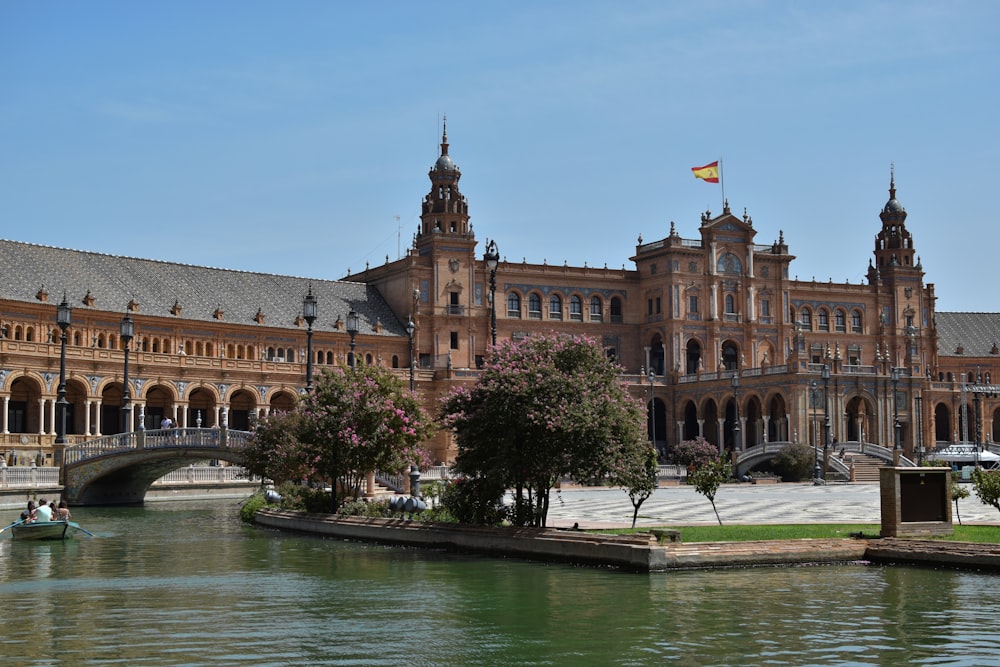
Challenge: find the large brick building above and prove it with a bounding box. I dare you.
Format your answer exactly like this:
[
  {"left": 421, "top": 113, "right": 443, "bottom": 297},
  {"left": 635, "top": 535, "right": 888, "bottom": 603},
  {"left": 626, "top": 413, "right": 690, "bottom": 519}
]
[{"left": 2, "top": 126, "right": 997, "bottom": 467}]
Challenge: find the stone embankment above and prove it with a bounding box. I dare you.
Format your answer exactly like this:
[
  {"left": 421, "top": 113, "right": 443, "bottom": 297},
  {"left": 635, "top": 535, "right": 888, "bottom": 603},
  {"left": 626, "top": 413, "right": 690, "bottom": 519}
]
[{"left": 256, "top": 510, "right": 1000, "bottom": 572}]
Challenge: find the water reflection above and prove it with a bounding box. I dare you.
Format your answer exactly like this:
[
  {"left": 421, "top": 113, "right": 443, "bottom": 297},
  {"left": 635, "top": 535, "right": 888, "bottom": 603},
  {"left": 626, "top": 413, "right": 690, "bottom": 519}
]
[{"left": 0, "top": 503, "right": 998, "bottom": 666}]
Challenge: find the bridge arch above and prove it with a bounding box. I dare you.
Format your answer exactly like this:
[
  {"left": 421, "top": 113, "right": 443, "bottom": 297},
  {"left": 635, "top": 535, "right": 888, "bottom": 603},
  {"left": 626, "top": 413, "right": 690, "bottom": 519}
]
[{"left": 62, "top": 429, "right": 250, "bottom": 505}]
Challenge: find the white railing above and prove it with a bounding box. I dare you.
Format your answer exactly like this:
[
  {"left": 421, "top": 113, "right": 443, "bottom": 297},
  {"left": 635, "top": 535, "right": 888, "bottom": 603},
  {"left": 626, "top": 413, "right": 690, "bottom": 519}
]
[
  {"left": 151, "top": 466, "right": 258, "bottom": 485},
  {"left": 0, "top": 465, "right": 257, "bottom": 488},
  {"left": 0, "top": 466, "right": 60, "bottom": 488}
]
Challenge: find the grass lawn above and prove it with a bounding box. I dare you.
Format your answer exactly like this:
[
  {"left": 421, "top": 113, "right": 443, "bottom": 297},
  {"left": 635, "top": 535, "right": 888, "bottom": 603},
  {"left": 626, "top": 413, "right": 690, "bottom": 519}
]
[{"left": 597, "top": 524, "right": 1000, "bottom": 543}]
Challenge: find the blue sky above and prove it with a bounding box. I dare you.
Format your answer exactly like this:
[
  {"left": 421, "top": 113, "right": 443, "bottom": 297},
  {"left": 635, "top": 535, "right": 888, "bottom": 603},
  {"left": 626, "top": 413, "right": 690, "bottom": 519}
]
[{"left": 2, "top": 1, "right": 997, "bottom": 312}]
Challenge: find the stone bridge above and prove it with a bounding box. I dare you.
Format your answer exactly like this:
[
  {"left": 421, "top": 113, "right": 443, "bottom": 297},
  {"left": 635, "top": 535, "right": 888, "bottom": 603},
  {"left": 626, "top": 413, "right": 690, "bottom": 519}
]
[
  {"left": 733, "top": 440, "right": 913, "bottom": 478},
  {"left": 62, "top": 428, "right": 251, "bottom": 505}
]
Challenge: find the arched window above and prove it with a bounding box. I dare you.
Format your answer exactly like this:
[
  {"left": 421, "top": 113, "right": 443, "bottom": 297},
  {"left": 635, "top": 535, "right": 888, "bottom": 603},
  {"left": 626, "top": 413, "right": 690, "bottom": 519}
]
[
  {"left": 507, "top": 292, "right": 521, "bottom": 318},
  {"left": 570, "top": 295, "right": 583, "bottom": 321},
  {"left": 818, "top": 309, "right": 829, "bottom": 332},
  {"left": 365, "top": 353, "right": 373, "bottom": 365},
  {"left": 392, "top": 355, "right": 399, "bottom": 368},
  {"left": 528, "top": 293, "right": 542, "bottom": 319},
  {"left": 549, "top": 294, "right": 563, "bottom": 320},
  {"left": 724, "top": 294, "right": 736, "bottom": 314},
  {"left": 851, "top": 310, "right": 863, "bottom": 333},
  {"left": 326, "top": 351, "right": 333, "bottom": 364},
  {"left": 835, "top": 310, "right": 847, "bottom": 332},
  {"left": 590, "top": 296, "right": 603, "bottom": 322},
  {"left": 610, "top": 296, "right": 623, "bottom": 323},
  {"left": 800, "top": 308, "right": 812, "bottom": 330},
  {"left": 717, "top": 252, "right": 743, "bottom": 275}
]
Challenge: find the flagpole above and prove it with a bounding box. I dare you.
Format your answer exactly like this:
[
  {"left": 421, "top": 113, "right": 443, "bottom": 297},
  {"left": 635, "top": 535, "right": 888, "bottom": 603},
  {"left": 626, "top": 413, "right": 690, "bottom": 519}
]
[{"left": 719, "top": 157, "right": 725, "bottom": 212}]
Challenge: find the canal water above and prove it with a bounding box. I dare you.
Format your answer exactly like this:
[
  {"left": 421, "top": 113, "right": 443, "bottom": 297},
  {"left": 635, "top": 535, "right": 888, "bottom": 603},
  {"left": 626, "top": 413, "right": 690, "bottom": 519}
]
[{"left": 1, "top": 501, "right": 999, "bottom": 666}]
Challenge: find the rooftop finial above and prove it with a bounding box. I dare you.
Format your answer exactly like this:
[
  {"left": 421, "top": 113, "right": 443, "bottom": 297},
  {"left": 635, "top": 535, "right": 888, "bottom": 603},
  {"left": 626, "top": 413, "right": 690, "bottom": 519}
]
[
  {"left": 889, "top": 161, "right": 896, "bottom": 200},
  {"left": 441, "top": 114, "right": 449, "bottom": 155}
]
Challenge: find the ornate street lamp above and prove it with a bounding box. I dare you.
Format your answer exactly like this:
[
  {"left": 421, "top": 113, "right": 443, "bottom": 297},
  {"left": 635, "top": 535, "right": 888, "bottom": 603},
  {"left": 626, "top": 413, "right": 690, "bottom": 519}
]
[
  {"left": 346, "top": 310, "right": 359, "bottom": 369},
  {"left": 55, "top": 295, "right": 71, "bottom": 445},
  {"left": 120, "top": 313, "right": 134, "bottom": 433},
  {"left": 647, "top": 371, "right": 656, "bottom": 455},
  {"left": 811, "top": 380, "right": 821, "bottom": 479},
  {"left": 484, "top": 239, "right": 499, "bottom": 346},
  {"left": 303, "top": 287, "right": 318, "bottom": 392},
  {"left": 915, "top": 393, "right": 924, "bottom": 465},
  {"left": 731, "top": 371, "right": 741, "bottom": 451},
  {"left": 406, "top": 316, "right": 416, "bottom": 391},
  {"left": 891, "top": 366, "right": 902, "bottom": 459},
  {"left": 821, "top": 364, "right": 830, "bottom": 479}
]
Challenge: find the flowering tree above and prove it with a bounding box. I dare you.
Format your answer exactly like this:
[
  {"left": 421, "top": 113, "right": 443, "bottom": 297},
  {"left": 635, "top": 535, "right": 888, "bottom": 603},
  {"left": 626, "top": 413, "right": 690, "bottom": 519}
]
[
  {"left": 441, "top": 333, "right": 648, "bottom": 528},
  {"left": 244, "top": 363, "right": 435, "bottom": 512}
]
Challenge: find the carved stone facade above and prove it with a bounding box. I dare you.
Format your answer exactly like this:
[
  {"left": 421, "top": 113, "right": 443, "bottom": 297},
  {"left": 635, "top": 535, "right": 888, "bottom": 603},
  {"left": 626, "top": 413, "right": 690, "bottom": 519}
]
[{"left": 1, "top": 131, "right": 997, "bottom": 467}]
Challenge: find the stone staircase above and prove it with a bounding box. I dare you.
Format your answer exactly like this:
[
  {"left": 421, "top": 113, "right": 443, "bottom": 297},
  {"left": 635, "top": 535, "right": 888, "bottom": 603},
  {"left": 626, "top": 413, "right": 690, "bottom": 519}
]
[{"left": 843, "top": 452, "right": 886, "bottom": 482}]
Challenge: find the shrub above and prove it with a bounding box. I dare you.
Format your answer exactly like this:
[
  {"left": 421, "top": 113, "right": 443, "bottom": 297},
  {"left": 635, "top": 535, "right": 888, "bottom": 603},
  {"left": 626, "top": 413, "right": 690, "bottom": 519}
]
[
  {"left": 672, "top": 437, "right": 718, "bottom": 468},
  {"left": 276, "top": 483, "right": 334, "bottom": 513},
  {"left": 338, "top": 498, "right": 393, "bottom": 518},
  {"left": 772, "top": 443, "right": 816, "bottom": 482},
  {"left": 440, "top": 477, "right": 507, "bottom": 526},
  {"left": 239, "top": 491, "right": 269, "bottom": 524}
]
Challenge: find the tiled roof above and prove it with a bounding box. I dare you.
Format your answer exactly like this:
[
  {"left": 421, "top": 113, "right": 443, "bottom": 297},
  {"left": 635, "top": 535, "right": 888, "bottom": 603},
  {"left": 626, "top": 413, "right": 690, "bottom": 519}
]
[
  {"left": 936, "top": 312, "right": 1000, "bottom": 357},
  {"left": 0, "top": 239, "right": 404, "bottom": 336}
]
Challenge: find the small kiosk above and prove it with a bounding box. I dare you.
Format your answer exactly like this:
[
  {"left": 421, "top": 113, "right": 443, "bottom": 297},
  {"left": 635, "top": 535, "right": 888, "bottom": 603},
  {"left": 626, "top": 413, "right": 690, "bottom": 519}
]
[{"left": 880, "top": 467, "right": 953, "bottom": 537}]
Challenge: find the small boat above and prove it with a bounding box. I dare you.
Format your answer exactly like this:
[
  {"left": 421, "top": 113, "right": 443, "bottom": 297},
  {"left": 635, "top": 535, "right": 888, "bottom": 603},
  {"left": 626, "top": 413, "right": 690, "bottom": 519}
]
[{"left": 9, "top": 520, "right": 84, "bottom": 541}]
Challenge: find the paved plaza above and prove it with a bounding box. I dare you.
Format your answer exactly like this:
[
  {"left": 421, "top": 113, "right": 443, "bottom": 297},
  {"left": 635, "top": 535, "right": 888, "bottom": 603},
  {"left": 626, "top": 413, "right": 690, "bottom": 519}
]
[{"left": 545, "top": 481, "right": 1000, "bottom": 529}]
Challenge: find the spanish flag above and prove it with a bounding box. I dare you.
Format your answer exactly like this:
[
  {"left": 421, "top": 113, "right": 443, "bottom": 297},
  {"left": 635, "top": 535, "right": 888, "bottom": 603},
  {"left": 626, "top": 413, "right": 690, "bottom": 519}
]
[{"left": 691, "top": 161, "right": 720, "bottom": 183}]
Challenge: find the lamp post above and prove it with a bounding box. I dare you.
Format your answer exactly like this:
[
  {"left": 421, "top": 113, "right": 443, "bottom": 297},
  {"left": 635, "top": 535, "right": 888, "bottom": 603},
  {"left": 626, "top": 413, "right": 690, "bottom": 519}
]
[
  {"left": 915, "top": 393, "right": 924, "bottom": 465},
  {"left": 484, "top": 239, "right": 499, "bottom": 346},
  {"left": 811, "top": 380, "right": 820, "bottom": 479},
  {"left": 891, "top": 366, "right": 901, "bottom": 460},
  {"left": 731, "top": 371, "right": 740, "bottom": 451},
  {"left": 406, "top": 316, "right": 416, "bottom": 391},
  {"left": 55, "top": 295, "right": 71, "bottom": 445},
  {"left": 821, "top": 364, "right": 830, "bottom": 479},
  {"left": 120, "top": 313, "right": 134, "bottom": 434},
  {"left": 346, "top": 310, "right": 359, "bottom": 369},
  {"left": 302, "top": 287, "right": 318, "bottom": 392},
  {"left": 647, "top": 371, "right": 656, "bottom": 457}
]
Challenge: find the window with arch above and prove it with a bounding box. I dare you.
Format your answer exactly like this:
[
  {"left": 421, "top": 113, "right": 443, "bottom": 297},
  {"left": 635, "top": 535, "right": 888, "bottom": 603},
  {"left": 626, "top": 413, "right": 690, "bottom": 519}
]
[
  {"left": 506, "top": 292, "right": 521, "bottom": 319},
  {"left": 590, "top": 296, "right": 603, "bottom": 322},
  {"left": 610, "top": 296, "right": 623, "bottom": 323},
  {"left": 570, "top": 295, "right": 583, "bottom": 321},
  {"left": 851, "top": 310, "right": 863, "bottom": 333},
  {"left": 835, "top": 310, "right": 847, "bottom": 332},
  {"left": 528, "top": 293, "right": 542, "bottom": 320},
  {"left": 549, "top": 294, "right": 563, "bottom": 320},
  {"left": 800, "top": 308, "right": 812, "bottom": 329},
  {"left": 818, "top": 309, "right": 829, "bottom": 332},
  {"left": 365, "top": 353, "right": 373, "bottom": 365},
  {"left": 717, "top": 252, "right": 743, "bottom": 275},
  {"left": 724, "top": 294, "right": 736, "bottom": 314}
]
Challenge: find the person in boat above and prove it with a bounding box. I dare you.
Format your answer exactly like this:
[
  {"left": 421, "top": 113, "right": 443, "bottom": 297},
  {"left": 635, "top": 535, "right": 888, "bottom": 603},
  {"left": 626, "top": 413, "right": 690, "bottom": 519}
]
[
  {"left": 55, "top": 500, "right": 71, "bottom": 521},
  {"left": 36, "top": 498, "right": 52, "bottom": 522},
  {"left": 24, "top": 500, "right": 37, "bottom": 524}
]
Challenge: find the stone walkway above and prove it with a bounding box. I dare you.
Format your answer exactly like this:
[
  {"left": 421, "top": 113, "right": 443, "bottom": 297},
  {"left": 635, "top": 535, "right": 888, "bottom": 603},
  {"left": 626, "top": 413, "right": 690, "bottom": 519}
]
[{"left": 544, "top": 481, "right": 1000, "bottom": 529}]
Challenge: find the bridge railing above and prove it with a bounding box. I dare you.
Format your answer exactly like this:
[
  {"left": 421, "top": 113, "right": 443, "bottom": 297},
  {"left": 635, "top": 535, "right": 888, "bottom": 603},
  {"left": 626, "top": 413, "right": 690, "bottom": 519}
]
[{"left": 64, "top": 428, "right": 253, "bottom": 466}]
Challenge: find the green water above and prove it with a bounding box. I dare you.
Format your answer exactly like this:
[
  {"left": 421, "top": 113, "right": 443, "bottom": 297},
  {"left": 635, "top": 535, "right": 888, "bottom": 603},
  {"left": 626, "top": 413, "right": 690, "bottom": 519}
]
[{"left": 1, "top": 502, "right": 998, "bottom": 666}]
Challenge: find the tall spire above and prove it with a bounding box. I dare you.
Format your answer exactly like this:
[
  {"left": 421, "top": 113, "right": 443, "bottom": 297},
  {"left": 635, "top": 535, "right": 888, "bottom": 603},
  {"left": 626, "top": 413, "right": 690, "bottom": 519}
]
[{"left": 441, "top": 115, "right": 449, "bottom": 156}]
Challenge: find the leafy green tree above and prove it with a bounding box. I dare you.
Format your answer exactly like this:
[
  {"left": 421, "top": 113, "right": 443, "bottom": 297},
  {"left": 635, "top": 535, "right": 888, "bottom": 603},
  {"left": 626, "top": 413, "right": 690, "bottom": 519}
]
[
  {"left": 950, "top": 475, "right": 970, "bottom": 525},
  {"left": 243, "top": 363, "right": 434, "bottom": 512},
  {"left": 972, "top": 468, "right": 1000, "bottom": 516},
  {"left": 623, "top": 445, "right": 659, "bottom": 529},
  {"left": 688, "top": 457, "right": 731, "bottom": 526},
  {"left": 441, "top": 333, "right": 648, "bottom": 528},
  {"left": 241, "top": 411, "right": 312, "bottom": 485}
]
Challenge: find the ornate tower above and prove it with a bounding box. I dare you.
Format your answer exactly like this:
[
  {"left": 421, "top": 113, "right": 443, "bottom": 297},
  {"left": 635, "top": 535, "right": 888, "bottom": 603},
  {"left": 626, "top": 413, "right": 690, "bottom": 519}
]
[
  {"left": 416, "top": 119, "right": 471, "bottom": 243},
  {"left": 871, "top": 167, "right": 917, "bottom": 275}
]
